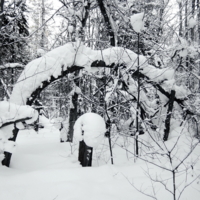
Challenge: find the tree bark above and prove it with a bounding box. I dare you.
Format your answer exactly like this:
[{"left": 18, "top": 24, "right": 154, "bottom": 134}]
[
  {"left": 198, "top": 0, "right": 200, "bottom": 44},
  {"left": 136, "top": 33, "right": 140, "bottom": 156},
  {"left": 67, "top": 92, "right": 78, "bottom": 142},
  {"left": 79, "top": 0, "right": 90, "bottom": 41},
  {"left": 66, "top": 70, "right": 80, "bottom": 142},
  {"left": 197, "top": 0, "right": 200, "bottom": 92},
  {"left": 163, "top": 90, "right": 176, "bottom": 141},
  {"left": 97, "top": 0, "right": 115, "bottom": 46},
  {"left": 0, "top": 0, "right": 4, "bottom": 30},
  {"left": 40, "top": 0, "right": 45, "bottom": 48},
  {"left": 1, "top": 125, "right": 19, "bottom": 167},
  {"left": 178, "top": 1, "right": 183, "bottom": 37},
  {"left": 78, "top": 140, "right": 93, "bottom": 167},
  {"left": 191, "top": 0, "right": 196, "bottom": 41},
  {"left": 185, "top": 0, "right": 188, "bottom": 39}
]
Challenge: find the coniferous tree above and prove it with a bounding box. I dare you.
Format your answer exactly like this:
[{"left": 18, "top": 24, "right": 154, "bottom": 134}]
[{"left": 0, "top": 0, "right": 29, "bottom": 64}]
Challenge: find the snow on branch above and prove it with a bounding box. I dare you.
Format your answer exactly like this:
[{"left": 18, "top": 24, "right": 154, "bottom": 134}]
[
  {"left": 10, "top": 42, "right": 191, "bottom": 106},
  {"left": 0, "top": 101, "right": 38, "bottom": 128},
  {"left": 0, "top": 101, "right": 38, "bottom": 158},
  {"left": 10, "top": 42, "right": 147, "bottom": 105},
  {"left": 0, "top": 63, "right": 24, "bottom": 69}
]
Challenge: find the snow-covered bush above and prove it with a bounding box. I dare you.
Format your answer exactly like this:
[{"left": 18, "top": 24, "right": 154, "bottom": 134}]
[{"left": 0, "top": 101, "right": 38, "bottom": 164}]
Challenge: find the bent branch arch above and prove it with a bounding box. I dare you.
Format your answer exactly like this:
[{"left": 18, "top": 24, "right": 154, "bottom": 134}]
[{"left": 26, "top": 65, "right": 83, "bottom": 105}]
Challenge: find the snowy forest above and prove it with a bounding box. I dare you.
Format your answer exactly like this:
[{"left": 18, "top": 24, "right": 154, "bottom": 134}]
[{"left": 0, "top": 0, "right": 200, "bottom": 200}]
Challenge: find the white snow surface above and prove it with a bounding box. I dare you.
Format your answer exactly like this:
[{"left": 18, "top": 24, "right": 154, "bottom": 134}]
[
  {"left": 0, "top": 126, "right": 199, "bottom": 200},
  {"left": 74, "top": 113, "right": 106, "bottom": 147}
]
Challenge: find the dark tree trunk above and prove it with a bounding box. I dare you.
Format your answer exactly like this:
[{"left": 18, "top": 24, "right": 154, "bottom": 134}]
[
  {"left": 185, "top": 0, "right": 188, "bottom": 39},
  {"left": 0, "top": 0, "right": 4, "bottom": 30},
  {"left": 191, "top": 0, "right": 196, "bottom": 41},
  {"left": 66, "top": 92, "right": 78, "bottom": 142},
  {"left": 40, "top": 0, "right": 45, "bottom": 48},
  {"left": 198, "top": 0, "right": 200, "bottom": 44},
  {"left": 163, "top": 90, "right": 176, "bottom": 141},
  {"left": 178, "top": 2, "right": 183, "bottom": 36},
  {"left": 97, "top": 0, "right": 115, "bottom": 46},
  {"left": 66, "top": 70, "right": 80, "bottom": 142},
  {"left": 0, "top": 0, "right": 4, "bottom": 65},
  {"left": 197, "top": 0, "right": 200, "bottom": 92},
  {"left": 79, "top": 0, "right": 90, "bottom": 41},
  {"left": 2, "top": 126, "right": 19, "bottom": 167},
  {"left": 135, "top": 33, "right": 140, "bottom": 156},
  {"left": 78, "top": 140, "right": 93, "bottom": 167}
]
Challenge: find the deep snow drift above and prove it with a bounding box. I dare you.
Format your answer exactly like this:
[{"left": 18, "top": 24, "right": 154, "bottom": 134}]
[{"left": 0, "top": 126, "right": 199, "bottom": 200}]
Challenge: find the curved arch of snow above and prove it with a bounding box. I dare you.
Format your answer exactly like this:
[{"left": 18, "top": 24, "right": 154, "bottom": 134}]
[
  {"left": 73, "top": 113, "right": 106, "bottom": 148},
  {"left": 9, "top": 42, "right": 147, "bottom": 105},
  {"left": 10, "top": 42, "right": 190, "bottom": 105}
]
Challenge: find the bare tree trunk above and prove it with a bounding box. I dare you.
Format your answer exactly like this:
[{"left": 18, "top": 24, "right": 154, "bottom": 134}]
[
  {"left": 67, "top": 70, "right": 80, "bottom": 142},
  {"left": 80, "top": 0, "right": 90, "bottom": 41},
  {"left": 0, "top": 0, "right": 4, "bottom": 30},
  {"left": 198, "top": 0, "right": 200, "bottom": 43},
  {"left": 97, "top": 0, "right": 116, "bottom": 46},
  {"left": 163, "top": 90, "right": 176, "bottom": 141},
  {"left": 158, "top": 0, "right": 165, "bottom": 36},
  {"left": 67, "top": 92, "right": 78, "bottom": 142},
  {"left": 78, "top": 140, "right": 93, "bottom": 167},
  {"left": 40, "top": 0, "right": 45, "bottom": 48},
  {"left": 178, "top": 1, "right": 183, "bottom": 36},
  {"left": 2, "top": 125, "right": 19, "bottom": 167},
  {"left": 191, "top": 0, "right": 196, "bottom": 41},
  {"left": 0, "top": 0, "right": 4, "bottom": 65},
  {"left": 136, "top": 33, "right": 140, "bottom": 156},
  {"left": 185, "top": 0, "right": 188, "bottom": 39},
  {"left": 197, "top": 0, "right": 200, "bottom": 92}
]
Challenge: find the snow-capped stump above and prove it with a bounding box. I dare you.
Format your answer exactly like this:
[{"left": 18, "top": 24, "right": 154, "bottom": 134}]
[
  {"left": 74, "top": 113, "right": 106, "bottom": 147},
  {"left": 73, "top": 113, "right": 106, "bottom": 167}
]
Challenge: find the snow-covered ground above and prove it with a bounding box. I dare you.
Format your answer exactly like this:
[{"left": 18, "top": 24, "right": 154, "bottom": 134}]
[{"left": 0, "top": 127, "right": 199, "bottom": 200}]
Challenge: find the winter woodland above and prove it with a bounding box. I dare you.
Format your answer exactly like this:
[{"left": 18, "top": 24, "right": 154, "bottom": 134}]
[{"left": 0, "top": 0, "right": 200, "bottom": 200}]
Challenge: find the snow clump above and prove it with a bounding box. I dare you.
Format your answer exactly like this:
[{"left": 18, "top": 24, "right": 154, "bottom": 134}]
[
  {"left": 73, "top": 113, "right": 106, "bottom": 148},
  {"left": 130, "top": 12, "right": 145, "bottom": 33}
]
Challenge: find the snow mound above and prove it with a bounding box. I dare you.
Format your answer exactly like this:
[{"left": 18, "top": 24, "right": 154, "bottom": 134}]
[{"left": 74, "top": 113, "right": 106, "bottom": 147}]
